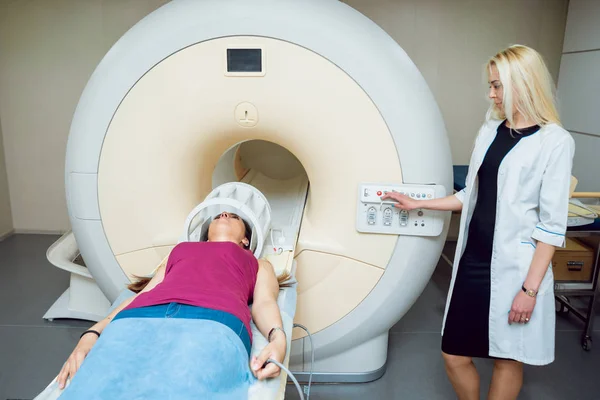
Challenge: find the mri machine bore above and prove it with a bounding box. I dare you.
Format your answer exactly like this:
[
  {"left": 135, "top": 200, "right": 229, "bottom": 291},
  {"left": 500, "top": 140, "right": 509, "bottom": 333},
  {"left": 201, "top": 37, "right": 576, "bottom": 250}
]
[{"left": 44, "top": 0, "right": 453, "bottom": 386}]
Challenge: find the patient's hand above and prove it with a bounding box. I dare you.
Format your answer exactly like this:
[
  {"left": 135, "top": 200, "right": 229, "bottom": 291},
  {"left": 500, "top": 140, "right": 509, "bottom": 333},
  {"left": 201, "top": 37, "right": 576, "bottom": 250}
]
[
  {"left": 57, "top": 334, "right": 97, "bottom": 389},
  {"left": 251, "top": 332, "right": 286, "bottom": 380}
]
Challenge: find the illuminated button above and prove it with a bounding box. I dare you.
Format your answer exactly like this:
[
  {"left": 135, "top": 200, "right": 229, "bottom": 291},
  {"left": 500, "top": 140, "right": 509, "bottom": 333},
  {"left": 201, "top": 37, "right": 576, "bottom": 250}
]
[{"left": 377, "top": 191, "right": 382, "bottom": 196}]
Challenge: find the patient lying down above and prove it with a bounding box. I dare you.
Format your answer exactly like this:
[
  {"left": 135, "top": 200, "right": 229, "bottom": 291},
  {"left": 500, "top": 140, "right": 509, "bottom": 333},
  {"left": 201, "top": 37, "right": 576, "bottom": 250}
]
[{"left": 56, "top": 212, "right": 289, "bottom": 397}]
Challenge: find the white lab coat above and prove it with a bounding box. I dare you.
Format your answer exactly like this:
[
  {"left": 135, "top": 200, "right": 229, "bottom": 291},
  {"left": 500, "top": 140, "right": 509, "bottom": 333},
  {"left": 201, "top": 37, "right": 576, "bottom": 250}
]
[{"left": 442, "top": 119, "right": 575, "bottom": 365}]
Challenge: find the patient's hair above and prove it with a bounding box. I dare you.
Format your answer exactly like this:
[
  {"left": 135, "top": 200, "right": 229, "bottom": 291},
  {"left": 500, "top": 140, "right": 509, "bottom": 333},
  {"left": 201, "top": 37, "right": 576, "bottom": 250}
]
[
  {"left": 127, "top": 277, "right": 152, "bottom": 293},
  {"left": 127, "top": 268, "right": 292, "bottom": 293},
  {"left": 127, "top": 215, "right": 291, "bottom": 293}
]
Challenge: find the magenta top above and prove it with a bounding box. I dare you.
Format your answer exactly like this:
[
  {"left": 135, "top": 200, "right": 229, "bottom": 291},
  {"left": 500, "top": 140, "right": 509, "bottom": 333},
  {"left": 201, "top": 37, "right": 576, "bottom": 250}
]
[{"left": 124, "top": 241, "right": 259, "bottom": 340}]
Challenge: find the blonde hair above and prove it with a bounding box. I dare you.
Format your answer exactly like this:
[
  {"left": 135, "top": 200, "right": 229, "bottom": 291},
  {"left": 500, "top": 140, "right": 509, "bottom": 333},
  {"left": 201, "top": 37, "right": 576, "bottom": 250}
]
[{"left": 486, "top": 45, "right": 561, "bottom": 128}]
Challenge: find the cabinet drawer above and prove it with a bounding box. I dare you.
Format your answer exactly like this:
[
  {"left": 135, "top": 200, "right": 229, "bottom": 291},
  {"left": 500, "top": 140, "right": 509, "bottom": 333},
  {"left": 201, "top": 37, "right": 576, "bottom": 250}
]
[{"left": 552, "top": 238, "right": 594, "bottom": 282}]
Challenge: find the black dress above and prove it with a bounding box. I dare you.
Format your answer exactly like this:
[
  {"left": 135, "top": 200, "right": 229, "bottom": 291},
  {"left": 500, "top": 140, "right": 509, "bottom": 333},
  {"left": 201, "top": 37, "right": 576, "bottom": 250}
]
[{"left": 441, "top": 120, "right": 540, "bottom": 358}]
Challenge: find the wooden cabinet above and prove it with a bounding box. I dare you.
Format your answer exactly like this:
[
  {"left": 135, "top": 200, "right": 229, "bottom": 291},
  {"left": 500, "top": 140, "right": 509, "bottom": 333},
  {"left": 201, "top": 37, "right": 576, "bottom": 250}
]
[{"left": 553, "top": 238, "right": 595, "bottom": 282}]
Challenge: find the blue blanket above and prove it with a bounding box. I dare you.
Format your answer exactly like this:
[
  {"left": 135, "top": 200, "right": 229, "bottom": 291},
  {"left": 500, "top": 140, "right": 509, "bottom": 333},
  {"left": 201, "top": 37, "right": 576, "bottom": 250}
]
[{"left": 59, "top": 318, "right": 256, "bottom": 400}]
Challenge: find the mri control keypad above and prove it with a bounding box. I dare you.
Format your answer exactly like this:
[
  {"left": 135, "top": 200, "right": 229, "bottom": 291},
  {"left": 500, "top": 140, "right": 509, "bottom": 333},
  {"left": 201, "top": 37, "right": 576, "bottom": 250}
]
[{"left": 356, "top": 183, "right": 446, "bottom": 237}]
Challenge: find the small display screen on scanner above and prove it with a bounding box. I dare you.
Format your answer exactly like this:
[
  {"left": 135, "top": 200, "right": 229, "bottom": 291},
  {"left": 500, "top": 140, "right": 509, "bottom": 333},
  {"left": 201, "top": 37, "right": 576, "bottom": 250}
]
[{"left": 227, "top": 49, "right": 262, "bottom": 72}]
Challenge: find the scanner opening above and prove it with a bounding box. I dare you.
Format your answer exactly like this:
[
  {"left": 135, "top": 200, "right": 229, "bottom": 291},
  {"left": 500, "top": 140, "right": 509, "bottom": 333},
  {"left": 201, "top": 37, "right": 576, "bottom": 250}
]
[{"left": 212, "top": 139, "right": 307, "bottom": 187}]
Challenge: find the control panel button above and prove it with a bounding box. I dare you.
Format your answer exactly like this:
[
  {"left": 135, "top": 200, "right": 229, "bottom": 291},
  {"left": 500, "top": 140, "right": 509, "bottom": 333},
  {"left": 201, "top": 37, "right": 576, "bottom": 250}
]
[
  {"left": 356, "top": 182, "right": 445, "bottom": 237},
  {"left": 367, "top": 207, "right": 377, "bottom": 225},
  {"left": 383, "top": 207, "right": 393, "bottom": 226},
  {"left": 399, "top": 210, "right": 409, "bottom": 227}
]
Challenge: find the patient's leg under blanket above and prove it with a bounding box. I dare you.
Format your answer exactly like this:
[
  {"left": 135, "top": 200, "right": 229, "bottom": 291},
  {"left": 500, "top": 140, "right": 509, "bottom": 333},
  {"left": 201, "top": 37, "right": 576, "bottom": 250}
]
[{"left": 59, "top": 318, "right": 255, "bottom": 400}]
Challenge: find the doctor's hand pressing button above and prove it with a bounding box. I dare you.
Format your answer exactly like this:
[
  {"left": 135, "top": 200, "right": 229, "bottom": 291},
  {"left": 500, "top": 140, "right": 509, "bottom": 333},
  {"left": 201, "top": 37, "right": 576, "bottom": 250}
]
[
  {"left": 380, "top": 191, "right": 419, "bottom": 210},
  {"left": 381, "top": 190, "right": 463, "bottom": 213}
]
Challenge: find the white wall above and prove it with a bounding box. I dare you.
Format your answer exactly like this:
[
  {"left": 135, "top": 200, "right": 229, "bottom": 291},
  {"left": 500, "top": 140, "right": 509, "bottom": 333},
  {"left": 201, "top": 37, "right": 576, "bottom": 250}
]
[
  {"left": 0, "top": 114, "right": 13, "bottom": 239},
  {"left": 342, "top": 0, "right": 568, "bottom": 163},
  {"left": 0, "top": 0, "right": 170, "bottom": 233},
  {"left": 557, "top": 0, "right": 600, "bottom": 192},
  {"left": 0, "top": 0, "right": 569, "bottom": 232}
]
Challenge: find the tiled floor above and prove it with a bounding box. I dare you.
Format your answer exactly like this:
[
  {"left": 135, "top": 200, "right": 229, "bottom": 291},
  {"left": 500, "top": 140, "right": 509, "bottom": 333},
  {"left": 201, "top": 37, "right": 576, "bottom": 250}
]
[{"left": 0, "top": 234, "right": 598, "bottom": 399}]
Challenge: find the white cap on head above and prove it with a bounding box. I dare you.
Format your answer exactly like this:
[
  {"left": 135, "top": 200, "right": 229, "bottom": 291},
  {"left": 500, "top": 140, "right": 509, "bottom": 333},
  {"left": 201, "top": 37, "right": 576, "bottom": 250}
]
[{"left": 181, "top": 182, "right": 272, "bottom": 258}]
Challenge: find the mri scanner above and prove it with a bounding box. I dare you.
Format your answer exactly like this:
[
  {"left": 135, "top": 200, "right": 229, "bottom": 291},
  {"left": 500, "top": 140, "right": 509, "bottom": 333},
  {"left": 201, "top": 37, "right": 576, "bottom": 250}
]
[{"left": 43, "top": 0, "right": 453, "bottom": 389}]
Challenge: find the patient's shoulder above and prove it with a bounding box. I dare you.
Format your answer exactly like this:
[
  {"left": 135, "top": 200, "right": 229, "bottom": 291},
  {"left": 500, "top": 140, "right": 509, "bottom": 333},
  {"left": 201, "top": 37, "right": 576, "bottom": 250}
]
[{"left": 257, "top": 258, "right": 274, "bottom": 270}]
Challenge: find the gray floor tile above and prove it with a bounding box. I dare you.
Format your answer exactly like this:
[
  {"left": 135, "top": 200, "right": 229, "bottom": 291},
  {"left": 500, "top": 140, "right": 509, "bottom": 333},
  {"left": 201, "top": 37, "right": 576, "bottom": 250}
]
[
  {"left": 285, "top": 329, "right": 600, "bottom": 400},
  {"left": 519, "top": 329, "right": 600, "bottom": 400},
  {"left": 0, "top": 234, "right": 89, "bottom": 329},
  {"left": 0, "top": 325, "right": 86, "bottom": 400},
  {"left": 285, "top": 332, "right": 454, "bottom": 400}
]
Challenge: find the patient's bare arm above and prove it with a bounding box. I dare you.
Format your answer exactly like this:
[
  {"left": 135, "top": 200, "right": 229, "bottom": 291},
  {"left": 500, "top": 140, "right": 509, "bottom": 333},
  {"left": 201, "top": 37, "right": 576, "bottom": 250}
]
[
  {"left": 56, "top": 265, "right": 166, "bottom": 389},
  {"left": 250, "top": 259, "right": 287, "bottom": 380}
]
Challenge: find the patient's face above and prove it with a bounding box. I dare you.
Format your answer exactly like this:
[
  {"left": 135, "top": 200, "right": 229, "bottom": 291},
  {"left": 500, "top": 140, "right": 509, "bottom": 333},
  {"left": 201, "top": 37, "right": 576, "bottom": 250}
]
[{"left": 208, "top": 212, "right": 249, "bottom": 247}]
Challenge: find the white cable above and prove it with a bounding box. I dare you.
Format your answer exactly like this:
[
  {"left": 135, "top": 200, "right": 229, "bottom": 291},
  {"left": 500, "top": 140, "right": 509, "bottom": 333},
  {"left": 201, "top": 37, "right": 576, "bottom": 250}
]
[
  {"left": 270, "top": 229, "right": 276, "bottom": 251},
  {"left": 265, "top": 359, "right": 304, "bottom": 400},
  {"left": 293, "top": 323, "right": 314, "bottom": 400}
]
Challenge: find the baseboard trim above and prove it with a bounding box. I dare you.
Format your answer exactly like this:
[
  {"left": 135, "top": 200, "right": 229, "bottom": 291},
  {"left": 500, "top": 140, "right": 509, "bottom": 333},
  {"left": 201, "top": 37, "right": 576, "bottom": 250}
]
[
  {"left": 290, "top": 363, "right": 387, "bottom": 383},
  {"left": 0, "top": 229, "right": 15, "bottom": 242},
  {"left": 13, "top": 229, "right": 67, "bottom": 235}
]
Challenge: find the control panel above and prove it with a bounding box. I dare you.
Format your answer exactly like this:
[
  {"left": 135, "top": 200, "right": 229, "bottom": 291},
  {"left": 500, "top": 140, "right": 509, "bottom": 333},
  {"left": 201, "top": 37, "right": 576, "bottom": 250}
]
[{"left": 356, "top": 183, "right": 446, "bottom": 237}]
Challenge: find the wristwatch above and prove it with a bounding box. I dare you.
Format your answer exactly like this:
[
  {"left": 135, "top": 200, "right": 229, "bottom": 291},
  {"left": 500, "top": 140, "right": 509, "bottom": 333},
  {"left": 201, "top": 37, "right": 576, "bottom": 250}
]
[{"left": 522, "top": 285, "right": 538, "bottom": 298}]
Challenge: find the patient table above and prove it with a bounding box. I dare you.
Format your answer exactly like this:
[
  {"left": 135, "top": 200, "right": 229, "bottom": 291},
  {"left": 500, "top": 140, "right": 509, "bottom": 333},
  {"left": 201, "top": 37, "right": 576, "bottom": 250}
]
[
  {"left": 36, "top": 171, "right": 307, "bottom": 399},
  {"left": 33, "top": 264, "right": 298, "bottom": 400}
]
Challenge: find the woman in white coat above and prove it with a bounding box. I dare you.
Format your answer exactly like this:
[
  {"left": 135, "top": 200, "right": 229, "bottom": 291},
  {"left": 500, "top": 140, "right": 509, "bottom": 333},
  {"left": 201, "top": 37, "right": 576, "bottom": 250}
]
[{"left": 383, "top": 44, "right": 575, "bottom": 399}]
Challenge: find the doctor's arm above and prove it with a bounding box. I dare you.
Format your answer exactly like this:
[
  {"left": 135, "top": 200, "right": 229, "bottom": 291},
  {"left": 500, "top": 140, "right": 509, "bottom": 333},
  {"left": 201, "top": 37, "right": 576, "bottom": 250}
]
[
  {"left": 57, "top": 265, "right": 167, "bottom": 388},
  {"left": 523, "top": 242, "right": 557, "bottom": 294},
  {"left": 509, "top": 136, "right": 575, "bottom": 324},
  {"left": 380, "top": 192, "right": 463, "bottom": 212},
  {"left": 527, "top": 135, "right": 575, "bottom": 289},
  {"left": 381, "top": 127, "right": 485, "bottom": 211},
  {"left": 251, "top": 259, "right": 286, "bottom": 380}
]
